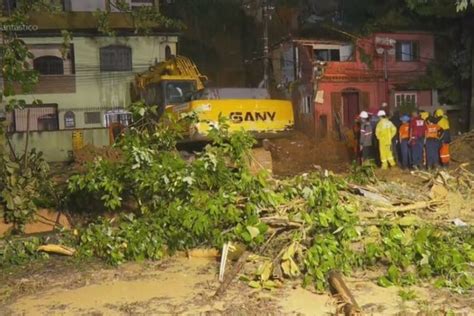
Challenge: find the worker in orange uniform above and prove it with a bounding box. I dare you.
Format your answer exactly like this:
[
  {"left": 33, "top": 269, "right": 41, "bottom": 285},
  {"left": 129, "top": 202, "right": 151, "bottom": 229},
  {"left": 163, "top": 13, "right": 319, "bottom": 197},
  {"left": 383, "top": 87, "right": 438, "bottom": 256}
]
[
  {"left": 398, "top": 115, "right": 411, "bottom": 169},
  {"left": 375, "top": 110, "right": 397, "bottom": 169},
  {"left": 425, "top": 116, "right": 442, "bottom": 170},
  {"left": 434, "top": 108, "right": 450, "bottom": 166}
]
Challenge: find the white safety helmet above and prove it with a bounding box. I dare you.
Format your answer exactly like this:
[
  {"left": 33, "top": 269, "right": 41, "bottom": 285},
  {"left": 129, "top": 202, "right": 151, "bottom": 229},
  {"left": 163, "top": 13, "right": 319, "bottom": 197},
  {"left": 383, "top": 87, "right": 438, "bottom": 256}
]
[
  {"left": 359, "top": 111, "right": 369, "bottom": 119},
  {"left": 377, "top": 110, "right": 386, "bottom": 117}
]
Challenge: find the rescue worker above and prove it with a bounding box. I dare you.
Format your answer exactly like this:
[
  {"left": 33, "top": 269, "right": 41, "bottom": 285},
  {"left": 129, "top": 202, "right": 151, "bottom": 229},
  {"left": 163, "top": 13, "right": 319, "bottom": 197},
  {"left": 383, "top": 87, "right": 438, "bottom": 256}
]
[
  {"left": 409, "top": 111, "right": 426, "bottom": 169},
  {"left": 425, "top": 116, "right": 442, "bottom": 169},
  {"left": 359, "top": 111, "right": 373, "bottom": 162},
  {"left": 375, "top": 110, "right": 397, "bottom": 169},
  {"left": 353, "top": 116, "right": 362, "bottom": 164},
  {"left": 398, "top": 115, "right": 411, "bottom": 169},
  {"left": 370, "top": 111, "right": 381, "bottom": 165},
  {"left": 419, "top": 110, "right": 430, "bottom": 166},
  {"left": 420, "top": 110, "right": 429, "bottom": 121},
  {"left": 434, "top": 108, "right": 451, "bottom": 166},
  {"left": 390, "top": 110, "right": 402, "bottom": 166}
]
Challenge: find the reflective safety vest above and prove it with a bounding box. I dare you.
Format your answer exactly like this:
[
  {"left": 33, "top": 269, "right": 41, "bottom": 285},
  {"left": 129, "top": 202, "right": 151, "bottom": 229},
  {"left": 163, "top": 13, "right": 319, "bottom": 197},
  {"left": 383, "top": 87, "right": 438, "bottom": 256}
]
[
  {"left": 440, "top": 143, "right": 450, "bottom": 164},
  {"left": 425, "top": 123, "right": 440, "bottom": 139},
  {"left": 399, "top": 123, "right": 410, "bottom": 140}
]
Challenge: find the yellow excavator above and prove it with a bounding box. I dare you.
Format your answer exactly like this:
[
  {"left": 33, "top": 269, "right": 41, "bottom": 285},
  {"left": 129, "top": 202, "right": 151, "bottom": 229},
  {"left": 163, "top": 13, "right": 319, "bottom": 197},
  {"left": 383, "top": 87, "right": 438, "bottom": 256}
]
[{"left": 132, "top": 55, "right": 295, "bottom": 172}]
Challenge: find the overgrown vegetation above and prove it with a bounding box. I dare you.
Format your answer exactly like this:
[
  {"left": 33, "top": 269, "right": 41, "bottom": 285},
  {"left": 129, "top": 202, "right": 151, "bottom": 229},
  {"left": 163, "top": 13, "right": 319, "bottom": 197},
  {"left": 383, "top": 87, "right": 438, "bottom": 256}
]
[
  {"left": 0, "top": 149, "right": 54, "bottom": 233},
  {"left": 0, "top": 0, "right": 472, "bottom": 298},
  {"left": 1, "top": 110, "right": 472, "bottom": 294}
]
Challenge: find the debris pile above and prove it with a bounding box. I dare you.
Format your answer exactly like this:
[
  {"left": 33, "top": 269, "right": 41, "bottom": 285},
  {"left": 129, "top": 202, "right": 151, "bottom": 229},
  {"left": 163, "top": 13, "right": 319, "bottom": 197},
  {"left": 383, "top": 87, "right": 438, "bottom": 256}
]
[
  {"left": 451, "top": 130, "right": 474, "bottom": 165},
  {"left": 354, "top": 165, "right": 473, "bottom": 225},
  {"left": 73, "top": 144, "right": 122, "bottom": 170},
  {"left": 1, "top": 120, "right": 473, "bottom": 301}
]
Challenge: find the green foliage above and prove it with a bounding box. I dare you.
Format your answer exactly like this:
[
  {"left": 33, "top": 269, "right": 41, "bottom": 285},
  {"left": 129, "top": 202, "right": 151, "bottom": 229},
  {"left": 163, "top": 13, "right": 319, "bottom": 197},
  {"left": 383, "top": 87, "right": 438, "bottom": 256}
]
[
  {"left": 348, "top": 160, "right": 376, "bottom": 185},
  {"left": 365, "top": 225, "right": 474, "bottom": 293},
  {"left": 1, "top": 114, "right": 472, "bottom": 294},
  {"left": 0, "top": 150, "right": 52, "bottom": 233},
  {"left": 398, "top": 100, "right": 418, "bottom": 116},
  {"left": 67, "top": 114, "right": 271, "bottom": 264},
  {"left": 1, "top": 37, "right": 38, "bottom": 97},
  {"left": 398, "top": 288, "right": 417, "bottom": 301},
  {"left": 358, "top": 47, "right": 374, "bottom": 69},
  {"left": 77, "top": 214, "right": 165, "bottom": 265},
  {"left": 456, "top": 0, "right": 474, "bottom": 11},
  {"left": 0, "top": 237, "right": 48, "bottom": 266}
]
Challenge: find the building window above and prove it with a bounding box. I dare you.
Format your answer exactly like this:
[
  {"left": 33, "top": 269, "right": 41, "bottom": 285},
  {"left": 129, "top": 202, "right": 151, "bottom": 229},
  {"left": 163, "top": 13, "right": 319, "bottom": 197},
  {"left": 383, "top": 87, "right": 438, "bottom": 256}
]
[
  {"left": 84, "top": 111, "right": 101, "bottom": 124},
  {"left": 100, "top": 45, "right": 132, "bottom": 72},
  {"left": 395, "top": 92, "right": 417, "bottom": 107},
  {"left": 64, "top": 111, "right": 75, "bottom": 128},
  {"left": 301, "top": 95, "right": 312, "bottom": 114},
  {"left": 33, "top": 56, "right": 64, "bottom": 75},
  {"left": 314, "top": 49, "right": 340, "bottom": 62},
  {"left": 13, "top": 105, "right": 59, "bottom": 132},
  {"left": 396, "top": 41, "right": 419, "bottom": 61}
]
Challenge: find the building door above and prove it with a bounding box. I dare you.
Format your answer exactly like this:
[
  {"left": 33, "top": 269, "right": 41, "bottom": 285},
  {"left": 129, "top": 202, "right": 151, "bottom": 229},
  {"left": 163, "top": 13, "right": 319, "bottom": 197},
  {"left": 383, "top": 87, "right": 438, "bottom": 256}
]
[{"left": 342, "top": 92, "right": 359, "bottom": 127}]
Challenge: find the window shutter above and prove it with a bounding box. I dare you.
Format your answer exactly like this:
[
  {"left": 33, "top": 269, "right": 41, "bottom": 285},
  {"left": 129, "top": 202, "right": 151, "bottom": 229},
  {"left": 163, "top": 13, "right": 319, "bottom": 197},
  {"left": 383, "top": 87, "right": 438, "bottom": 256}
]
[
  {"left": 360, "top": 91, "right": 370, "bottom": 110},
  {"left": 331, "top": 92, "right": 342, "bottom": 131},
  {"left": 413, "top": 41, "right": 420, "bottom": 61}
]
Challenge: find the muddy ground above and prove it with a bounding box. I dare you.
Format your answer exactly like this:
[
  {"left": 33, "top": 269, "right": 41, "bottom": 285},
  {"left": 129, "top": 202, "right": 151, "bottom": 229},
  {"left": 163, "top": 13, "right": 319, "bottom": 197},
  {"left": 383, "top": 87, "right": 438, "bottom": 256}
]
[
  {"left": 1, "top": 254, "right": 472, "bottom": 315},
  {"left": 269, "top": 132, "right": 352, "bottom": 176}
]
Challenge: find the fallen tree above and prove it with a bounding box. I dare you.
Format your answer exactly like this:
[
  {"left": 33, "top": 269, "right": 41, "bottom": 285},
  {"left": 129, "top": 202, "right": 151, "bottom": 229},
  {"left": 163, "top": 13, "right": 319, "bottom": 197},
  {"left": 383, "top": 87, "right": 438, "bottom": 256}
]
[{"left": 1, "top": 107, "right": 473, "bottom": 295}]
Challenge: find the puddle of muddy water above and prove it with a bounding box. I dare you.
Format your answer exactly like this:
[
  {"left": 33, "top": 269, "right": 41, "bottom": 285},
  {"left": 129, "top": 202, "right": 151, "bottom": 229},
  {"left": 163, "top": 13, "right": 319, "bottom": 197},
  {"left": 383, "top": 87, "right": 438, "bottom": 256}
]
[
  {"left": 8, "top": 258, "right": 213, "bottom": 315},
  {"left": 4, "top": 257, "right": 473, "bottom": 315}
]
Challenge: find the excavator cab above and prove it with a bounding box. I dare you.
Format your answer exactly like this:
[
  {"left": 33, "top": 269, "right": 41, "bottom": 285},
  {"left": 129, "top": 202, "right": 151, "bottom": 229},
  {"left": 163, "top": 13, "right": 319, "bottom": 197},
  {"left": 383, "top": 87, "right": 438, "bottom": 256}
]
[{"left": 141, "top": 79, "right": 197, "bottom": 117}]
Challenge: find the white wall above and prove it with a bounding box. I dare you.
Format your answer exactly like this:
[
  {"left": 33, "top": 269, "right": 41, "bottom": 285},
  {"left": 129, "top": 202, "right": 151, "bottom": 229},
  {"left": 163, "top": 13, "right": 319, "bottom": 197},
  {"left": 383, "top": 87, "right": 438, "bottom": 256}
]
[{"left": 70, "top": 0, "right": 106, "bottom": 11}]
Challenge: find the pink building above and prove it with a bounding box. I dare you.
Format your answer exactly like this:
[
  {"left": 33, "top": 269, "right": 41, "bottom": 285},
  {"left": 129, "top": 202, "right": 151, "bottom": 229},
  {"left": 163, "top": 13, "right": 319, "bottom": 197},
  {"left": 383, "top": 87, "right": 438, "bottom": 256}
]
[{"left": 272, "top": 32, "right": 438, "bottom": 139}]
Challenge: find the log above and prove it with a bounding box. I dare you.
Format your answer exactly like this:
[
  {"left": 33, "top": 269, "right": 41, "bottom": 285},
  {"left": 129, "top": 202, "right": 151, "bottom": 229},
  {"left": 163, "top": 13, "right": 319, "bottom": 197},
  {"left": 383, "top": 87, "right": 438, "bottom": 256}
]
[
  {"left": 327, "top": 270, "right": 362, "bottom": 316},
  {"left": 375, "top": 200, "right": 442, "bottom": 213},
  {"left": 213, "top": 251, "right": 250, "bottom": 298},
  {"left": 260, "top": 216, "right": 303, "bottom": 229}
]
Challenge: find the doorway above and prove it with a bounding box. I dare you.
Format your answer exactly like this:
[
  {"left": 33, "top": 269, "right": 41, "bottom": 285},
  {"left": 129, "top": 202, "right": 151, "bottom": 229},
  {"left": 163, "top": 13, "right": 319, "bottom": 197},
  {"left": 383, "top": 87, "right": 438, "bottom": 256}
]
[{"left": 342, "top": 91, "right": 360, "bottom": 127}]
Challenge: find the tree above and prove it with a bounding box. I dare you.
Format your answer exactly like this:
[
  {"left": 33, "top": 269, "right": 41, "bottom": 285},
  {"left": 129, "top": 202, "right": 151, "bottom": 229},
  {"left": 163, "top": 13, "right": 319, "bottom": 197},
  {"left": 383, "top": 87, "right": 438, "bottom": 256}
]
[{"left": 0, "top": 0, "right": 180, "bottom": 232}]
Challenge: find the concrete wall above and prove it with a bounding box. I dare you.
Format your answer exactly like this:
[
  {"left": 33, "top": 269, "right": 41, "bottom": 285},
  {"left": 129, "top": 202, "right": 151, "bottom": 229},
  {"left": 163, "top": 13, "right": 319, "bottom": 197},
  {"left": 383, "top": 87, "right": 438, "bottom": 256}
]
[{"left": 9, "top": 128, "right": 109, "bottom": 162}]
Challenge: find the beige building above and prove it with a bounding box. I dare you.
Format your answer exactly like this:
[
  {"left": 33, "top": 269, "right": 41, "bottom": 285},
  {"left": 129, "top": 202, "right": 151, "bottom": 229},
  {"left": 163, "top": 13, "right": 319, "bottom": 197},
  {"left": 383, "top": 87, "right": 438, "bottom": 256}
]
[{"left": 3, "top": 7, "right": 178, "bottom": 161}]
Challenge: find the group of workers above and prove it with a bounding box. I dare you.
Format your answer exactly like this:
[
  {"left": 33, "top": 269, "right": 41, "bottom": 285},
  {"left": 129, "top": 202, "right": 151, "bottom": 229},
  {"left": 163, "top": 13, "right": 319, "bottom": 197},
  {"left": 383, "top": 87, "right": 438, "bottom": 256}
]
[{"left": 355, "top": 108, "right": 451, "bottom": 170}]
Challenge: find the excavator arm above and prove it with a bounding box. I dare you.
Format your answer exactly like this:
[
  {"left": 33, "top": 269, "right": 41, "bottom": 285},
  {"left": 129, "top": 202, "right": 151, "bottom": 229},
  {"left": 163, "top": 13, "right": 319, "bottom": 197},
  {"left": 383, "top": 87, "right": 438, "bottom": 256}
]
[{"left": 134, "top": 55, "right": 208, "bottom": 92}]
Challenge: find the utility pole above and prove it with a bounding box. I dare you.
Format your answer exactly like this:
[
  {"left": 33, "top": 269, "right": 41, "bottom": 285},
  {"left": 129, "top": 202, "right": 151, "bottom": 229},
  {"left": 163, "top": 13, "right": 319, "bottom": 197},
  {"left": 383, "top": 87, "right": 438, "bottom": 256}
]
[{"left": 262, "top": 0, "right": 270, "bottom": 90}]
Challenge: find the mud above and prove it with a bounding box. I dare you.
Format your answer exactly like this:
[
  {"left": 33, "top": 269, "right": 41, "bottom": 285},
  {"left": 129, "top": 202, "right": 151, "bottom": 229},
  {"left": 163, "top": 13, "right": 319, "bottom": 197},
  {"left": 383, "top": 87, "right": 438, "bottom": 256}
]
[
  {"left": 269, "top": 131, "right": 352, "bottom": 176},
  {"left": 0, "top": 209, "right": 71, "bottom": 237},
  {"left": 1, "top": 256, "right": 472, "bottom": 315}
]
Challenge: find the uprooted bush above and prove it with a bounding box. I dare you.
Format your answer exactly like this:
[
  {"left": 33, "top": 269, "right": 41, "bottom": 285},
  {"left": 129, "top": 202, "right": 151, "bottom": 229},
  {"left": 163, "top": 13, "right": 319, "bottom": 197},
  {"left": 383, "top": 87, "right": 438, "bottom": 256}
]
[
  {"left": 0, "top": 149, "right": 55, "bottom": 233},
  {"left": 1, "top": 106, "right": 473, "bottom": 294}
]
